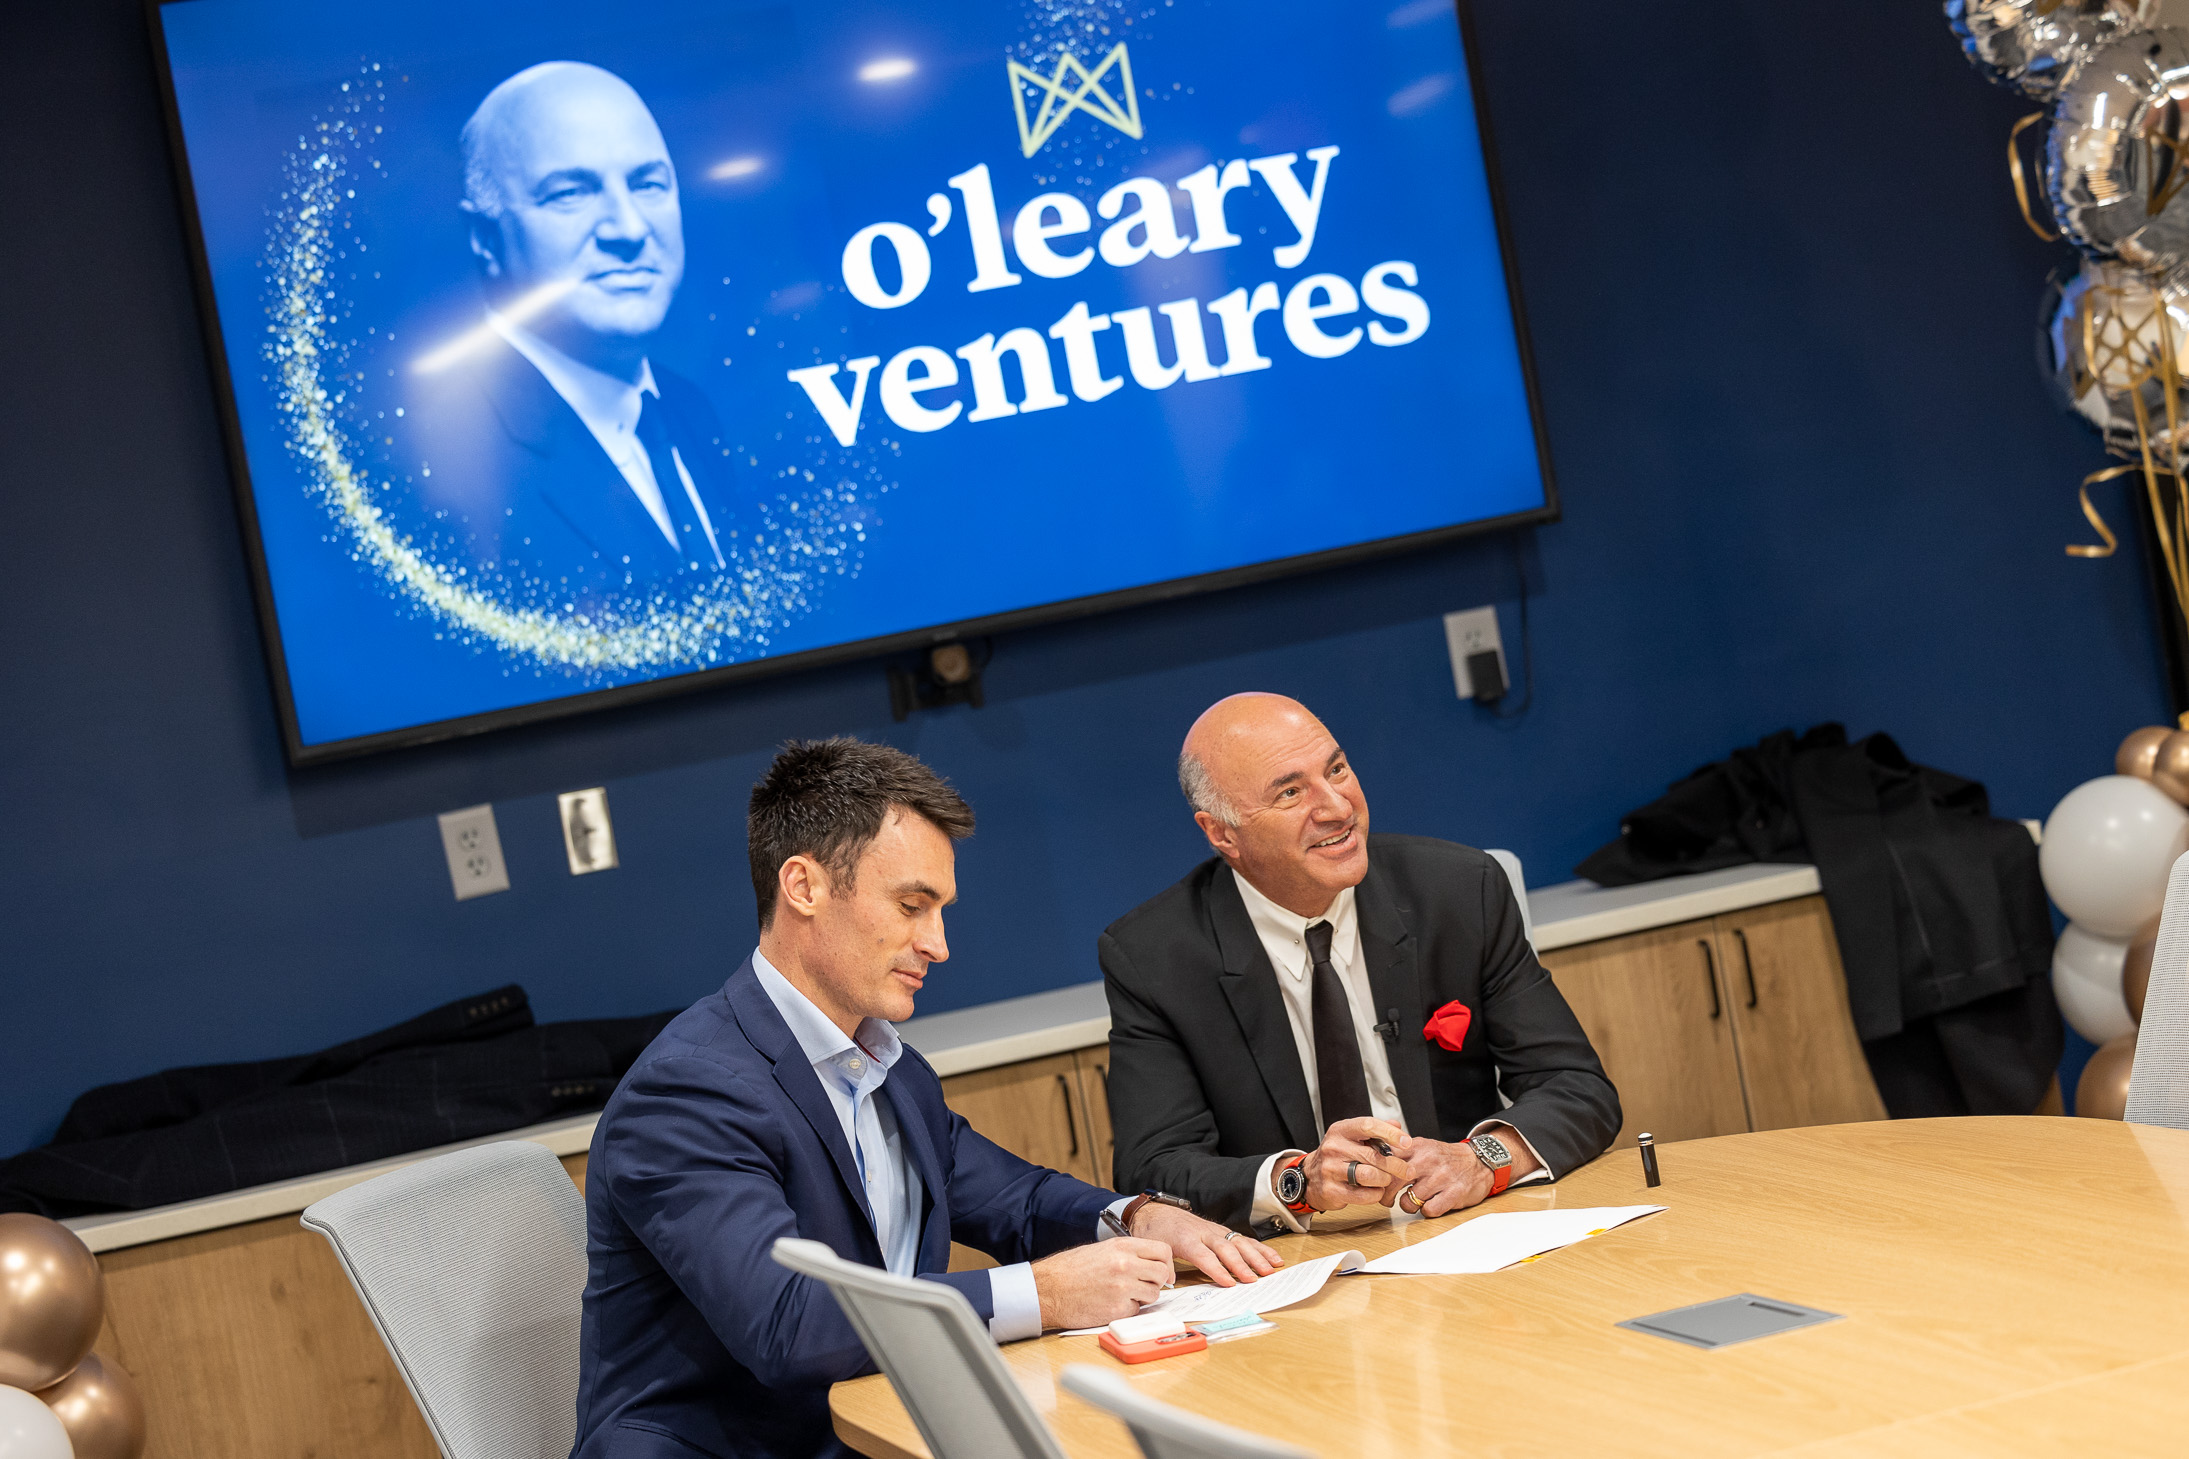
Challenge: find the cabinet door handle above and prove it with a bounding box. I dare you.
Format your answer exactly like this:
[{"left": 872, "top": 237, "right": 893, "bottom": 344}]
[
  {"left": 1734, "top": 927, "right": 1758, "bottom": 1008},
  {"left": 1699, "top": 940, "right": 1722, "bottom": 1019},
  {"left": 1057, "top": 1074, "right": 1080, "bottom": 1158}
]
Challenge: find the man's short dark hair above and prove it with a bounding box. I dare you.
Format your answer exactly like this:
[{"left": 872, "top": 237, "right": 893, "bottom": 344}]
[{"left": 747, "top": 738, "right": 975, "bottom": 929}]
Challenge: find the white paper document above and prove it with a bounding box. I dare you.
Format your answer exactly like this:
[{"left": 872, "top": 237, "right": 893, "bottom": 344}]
[
  {"left": 1358, "top": 1205, "right": 1665, "bottom": 1275},
  {"left": 1059, "top": 1249, "right": 1367, "bottom": 1335},
  {"left": 1144, "top": 1248, "right": 1368, "bottom": 1323}
]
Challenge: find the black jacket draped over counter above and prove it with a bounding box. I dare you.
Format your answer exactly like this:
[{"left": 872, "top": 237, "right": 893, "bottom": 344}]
[
  {"left": 0, "top": 985, "right": 673, "bottom": 1218},
  {"left": 1577, "top": 725, "right": 2061, "bottom": 1118}
]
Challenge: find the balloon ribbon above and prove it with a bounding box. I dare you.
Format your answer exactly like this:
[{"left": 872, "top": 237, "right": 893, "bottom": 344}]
[
  {"left": 2070, "top": 467, "right": 2128, "bottom": 558},
  {"left": 2009, "top": 113, "right": 2059, "bottom": 243}
]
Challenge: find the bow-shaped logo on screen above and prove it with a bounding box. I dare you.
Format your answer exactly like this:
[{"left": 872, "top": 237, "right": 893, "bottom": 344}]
[{"left": 1007, "top": 43, "right": 1143, "bottom": 158}]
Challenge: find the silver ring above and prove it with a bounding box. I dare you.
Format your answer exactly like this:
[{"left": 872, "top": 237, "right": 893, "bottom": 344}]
[
  {"left": 1346, "top": 1160, "right": 1361, "bottom": 1186},
  {"left": 1221, "top": 1231, "right": 1238, "bottom": 1241}
]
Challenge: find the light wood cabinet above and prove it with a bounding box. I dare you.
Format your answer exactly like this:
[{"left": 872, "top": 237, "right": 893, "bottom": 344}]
[
  {"left": 1541, "top": 894, "right": 1885, "bottom": 1149},
  {"left": 938, "top": 1048, "right": 1112, "bottom": 1271},
  {"left": 1073, "top": 1046, "right": 1114, "bottom": 1189},
  {"left": 1716, "top": 898, "right": 1888, "bottom": 1130},
  {"left": 1538, "top": 916, "right": 1752, "bottom": 1148},
  {"left": 937, "top": 1050, "right": 1103, "bottom": 1188}
]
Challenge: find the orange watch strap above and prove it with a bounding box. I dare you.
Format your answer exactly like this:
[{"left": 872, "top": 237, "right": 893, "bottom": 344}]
[{"left": 1279, "top": 1154, "right": 1314, "bottom": 1214}]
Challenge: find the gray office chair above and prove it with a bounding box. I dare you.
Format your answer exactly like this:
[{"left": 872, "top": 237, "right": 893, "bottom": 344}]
[
  {"left": 1061, "top": 1364, "right": 1315, "bottom": 1459},
  {"left": 771, "top": 1236, "right": 1066, "bottom": 1459},
  {"left": 1485, "top": 849, "right": 1533, "bottom": 1113},
  {"left": 2129, "top": 851, "right": 2189, "bottom": 1129},
  {"left": 300, "top": 1140, "right": 587, "bottom": 1459},
  {"left": 1486, "top": 848, "right": 1536, "bottom": 953}
]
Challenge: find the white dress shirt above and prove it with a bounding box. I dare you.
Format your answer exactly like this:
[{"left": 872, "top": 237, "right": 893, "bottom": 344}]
[
  {"left": 751, "top": 949, "right": 1128, "bottom": 1342},
  {"left": 1230, "top": 871, "right": 1550, "bottom": 1231},
  {"left": 487, "top": 311, "right": 725, "bottom": 569}
]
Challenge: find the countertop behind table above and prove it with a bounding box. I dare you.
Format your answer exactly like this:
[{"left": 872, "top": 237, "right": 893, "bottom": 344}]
[{"left": 64, "top": 862, "right": 1821, "bottom": 1254}]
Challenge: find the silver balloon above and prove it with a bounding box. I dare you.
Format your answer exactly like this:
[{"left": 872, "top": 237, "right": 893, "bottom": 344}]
[
  {"left": 2050, "top": 26, "right": 2189, "bottom": 275},
  {"left": 1948, "top": 0, "right": 2156, "bottom": 100},
  {"left": 2039, "top": 256, "right": 2189, "bottom": 455}
]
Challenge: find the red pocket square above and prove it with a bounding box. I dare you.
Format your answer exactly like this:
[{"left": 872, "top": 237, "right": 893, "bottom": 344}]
[{"left": 1423, "top": 1000, "right": 1473, "bottom": 1051}]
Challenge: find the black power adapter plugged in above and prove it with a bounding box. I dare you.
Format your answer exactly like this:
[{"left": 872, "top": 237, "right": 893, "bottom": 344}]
[{"left": 1466, "top": 649, "right": 1507, "bottom": 705}]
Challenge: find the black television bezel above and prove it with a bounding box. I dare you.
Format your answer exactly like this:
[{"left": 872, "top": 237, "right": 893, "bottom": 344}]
[{"left": 145, "top": 0, "right": 1558, "bottom": 767}]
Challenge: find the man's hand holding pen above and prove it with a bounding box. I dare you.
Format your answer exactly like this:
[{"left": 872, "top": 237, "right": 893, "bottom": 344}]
[{"left": 1298, "top": 1116, "right": 1413, "bottom": 1211}]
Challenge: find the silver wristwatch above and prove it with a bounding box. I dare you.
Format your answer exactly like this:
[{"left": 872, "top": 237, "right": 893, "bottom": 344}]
[{"left": 1467, "top": 1132, "right": 1513, "bottom": 1194}]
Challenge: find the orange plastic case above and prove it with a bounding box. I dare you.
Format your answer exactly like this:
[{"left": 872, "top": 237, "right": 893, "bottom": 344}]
[{"left": 1097, "top": 1328, "right": 1209, "bottom": 1364}]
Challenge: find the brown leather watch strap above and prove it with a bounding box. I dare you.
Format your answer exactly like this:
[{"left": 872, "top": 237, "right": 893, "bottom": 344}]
[{"left": 1118, "top": 1193, "right": 1156, "bottom": 1231}]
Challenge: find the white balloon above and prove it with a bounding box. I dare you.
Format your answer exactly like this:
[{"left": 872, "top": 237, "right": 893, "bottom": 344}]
[
  {"left": 2039, "top": 776, "right": 2189, "bottom": 936},
  {"left": 0, "top": 1386, "right": 71, "bottom": 1459},
  {"left": 2053, "top": 923, "right": 2138, "bottom": 1043}
]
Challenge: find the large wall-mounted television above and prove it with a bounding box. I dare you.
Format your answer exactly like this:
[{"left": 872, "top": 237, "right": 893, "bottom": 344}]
[{"left": 150, "top": 0, "right": 1556, "bottom": 764}]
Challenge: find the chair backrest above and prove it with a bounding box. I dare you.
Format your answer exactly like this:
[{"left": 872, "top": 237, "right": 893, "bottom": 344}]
[
  {"left": 771, "top": 1236, "right": 1065, "bottom": 1459},
  {"left": 1486, "top": 848, "right": 1536, "bottom": 954},
  {"left": 1060, "top": 1364, "right": 1315, "bottom": 1459},
  {"left": 1483, "top": 848, "right": 1536, "bottom": 1109},
  {"left": 2129, "top": 850, "right": 2189, "bottom": 1129},
  {"left": 300, "top": 1140, "right": 587, "bottom": 1459}
]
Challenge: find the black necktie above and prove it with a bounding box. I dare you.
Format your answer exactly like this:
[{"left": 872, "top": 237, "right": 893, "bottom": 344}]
[
  {"left": 634, "top": 392, "right": 720, "bottom": 571},
  {"left": 1305, "top": 920, "right": 1372, "bottom": 1128}
]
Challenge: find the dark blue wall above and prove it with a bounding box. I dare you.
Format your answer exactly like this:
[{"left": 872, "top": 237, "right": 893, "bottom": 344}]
[{"left": 0, "top": 1, "right": 2162, "bottom": 1157}]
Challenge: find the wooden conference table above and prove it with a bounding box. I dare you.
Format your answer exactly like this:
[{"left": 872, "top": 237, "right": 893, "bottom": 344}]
[{"left": 830, "top": 1118, "right": 2189, "bottom": 1458}]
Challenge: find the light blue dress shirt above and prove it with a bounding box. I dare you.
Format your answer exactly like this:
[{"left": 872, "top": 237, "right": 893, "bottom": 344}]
[{"left": 752, "top": 949, "right": 1113, "bottom": 1342}]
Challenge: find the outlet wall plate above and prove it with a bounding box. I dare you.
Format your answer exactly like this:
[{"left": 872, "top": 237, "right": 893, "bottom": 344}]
[
  {"left": 437, "top": 803, "right": 510, "bottom": 901},
  {"left": 559, "top": 787, "right": 620, "bottom": 875},
  {"left": 1443, "top": 606, "right": 1507, "bottom": 701}
]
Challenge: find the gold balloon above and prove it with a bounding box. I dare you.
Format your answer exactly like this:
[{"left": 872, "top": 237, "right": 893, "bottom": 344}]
[
  {"left": 40, "top": 1352, "right": 145, "bottom": 1459},
  {"left": 2077, "top": 1033, "right": 2139, "bottom": 1121},
  {"left": 2152, "top": 731, "right": 2189, "bottom": 803},
  {"left": 2118, "top": 725, "right": 2176, "bottom": 780},
  {"left": 0, "top": 1213, "right": 105, "bottom": 1392},
  {"left": 2125, "top": 918, "right": 2158, "bottom": 1023}
]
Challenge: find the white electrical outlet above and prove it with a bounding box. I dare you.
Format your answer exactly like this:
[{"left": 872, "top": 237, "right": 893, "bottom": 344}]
[
  {"left": 558, "top": 787, "right": 620, "bottom": 875},
  {"left": 1443, "top": 605, "right": 1507, "bottom": 701},
  {"left": 437, "top": 803, "right": 510, "bottom": 901}
]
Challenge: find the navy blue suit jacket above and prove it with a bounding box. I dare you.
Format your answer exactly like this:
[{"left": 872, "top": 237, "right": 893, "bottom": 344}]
[
  {"left": 403, "top": 331, "right": 741, "bottom": 605},
  {"left": 571, "top": 961, "right": 1116, "bottom": 1459}
]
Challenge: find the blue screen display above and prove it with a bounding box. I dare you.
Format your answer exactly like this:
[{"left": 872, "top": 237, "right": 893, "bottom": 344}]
[{"left": 155, "top": 0, "right": 1548, "bottom": 754}]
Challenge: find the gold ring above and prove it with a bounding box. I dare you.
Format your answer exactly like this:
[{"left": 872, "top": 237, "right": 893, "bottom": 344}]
[{"left": 1398, "top": 1183, "right": 1424, "bottom": 1214}]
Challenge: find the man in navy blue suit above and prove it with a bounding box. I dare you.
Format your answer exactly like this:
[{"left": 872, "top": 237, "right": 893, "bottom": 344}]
[
  {"left": 404, "top": 62, "right": 737, "bottom": 605},
  {"left": 571, "top": 740, "right": 1281, "bottom": 1459}
]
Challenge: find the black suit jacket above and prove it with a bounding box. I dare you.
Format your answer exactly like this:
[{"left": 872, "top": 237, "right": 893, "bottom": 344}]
[
  {"left": 1099, "top": 835, "right": 1620, "bottom": 1226},
  {"left": 403, "top": 330, "right": 740, "bottom": 605}
]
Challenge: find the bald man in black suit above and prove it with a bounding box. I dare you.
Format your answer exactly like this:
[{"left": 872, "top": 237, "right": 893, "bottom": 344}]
[{"left": 1100, "top": 694, "right": 1620, "bottom": 1231}]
